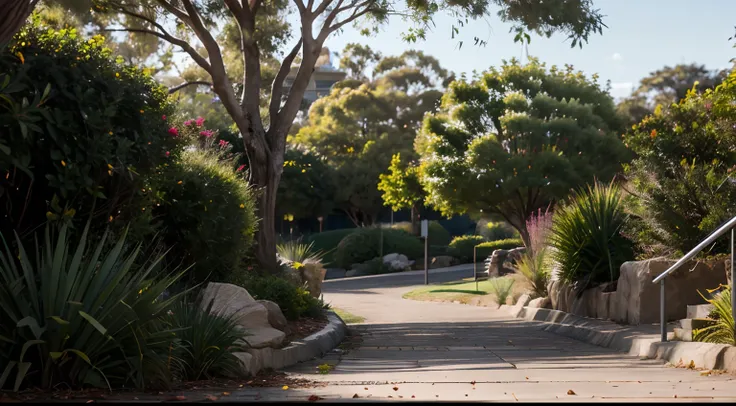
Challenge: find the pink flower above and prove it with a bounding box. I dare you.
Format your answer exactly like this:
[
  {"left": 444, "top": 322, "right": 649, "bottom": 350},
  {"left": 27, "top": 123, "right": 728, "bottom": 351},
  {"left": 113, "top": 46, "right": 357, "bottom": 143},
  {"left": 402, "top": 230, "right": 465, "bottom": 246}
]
[
  {"left": 236, "top": 164, "right": 245, "bottom": 172},
  {"left": 218, "top": 139, "right": 230, "bottom": 148},
  {"left": 183, "top": 119, "right": 193, "bottom": 126},
  {"left": 162, "top": 115, "right": 167, "bottom": 120},
  {"left": 195, "top": 116, "right": 205, "bottom": 126},
  {"left": 165, "top": 151, "right": 170, "bottom": 157},
  {"left": 168, "top": 127, "right": 179, "bottom": 136},
  {"left": 199, "top": 130, "right": 214, "bottom": 138}
]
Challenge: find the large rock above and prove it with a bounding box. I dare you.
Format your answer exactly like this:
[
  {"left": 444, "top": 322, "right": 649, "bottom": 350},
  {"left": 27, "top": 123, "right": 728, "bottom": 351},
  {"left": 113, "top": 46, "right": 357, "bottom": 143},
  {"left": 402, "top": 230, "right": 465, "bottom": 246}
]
[
  {"left": 199, "top": 282, "right": 285, "bottom": 349},
  {"left": 430, "top": 255, "right": 455, "bottom": 269},
  {"left": 383, "top": 253, "right": 411, "bottom": 271},
  {"left": 487, "top": 247, "right": 526, "bottom": 277},
  {"left": 302, "top": 261, "right": 327, "bottom": 298},
  {"left": 528, "top": 297, "right": 551, "bottom": 309},
  {"left": 257, "top": 300, "right": 289, "bottom": 332},
  {"left": 613, "top": 258, "right": 728, "bottom": 325}
]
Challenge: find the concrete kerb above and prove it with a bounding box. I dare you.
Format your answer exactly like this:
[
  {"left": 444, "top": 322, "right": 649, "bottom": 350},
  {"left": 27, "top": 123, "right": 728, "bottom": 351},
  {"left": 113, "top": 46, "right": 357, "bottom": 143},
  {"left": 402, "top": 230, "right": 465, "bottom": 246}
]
[
  {"left": 508, "top": 305, "right": 736, "bottom": 373},
  {"left": 236, "top": 311, "right": 347, "bottom": 376}
]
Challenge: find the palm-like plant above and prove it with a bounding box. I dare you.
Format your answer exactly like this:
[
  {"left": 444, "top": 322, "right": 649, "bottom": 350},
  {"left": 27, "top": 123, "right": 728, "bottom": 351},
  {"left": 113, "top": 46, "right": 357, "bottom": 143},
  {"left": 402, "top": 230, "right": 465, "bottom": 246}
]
[
  {"left": 276, "top": 238, "right": 328, "bottom": 266},
  {"left": 549, "top": 181, "right": 634, "bottom": 295},
  {"left": 167, "top": 299, "right": 246, "bottom": 381},
  {"left": 0, "top": 223, "right": 189, "bottom": 391},
  {"left": 515, "top": 248, "right": 550, "bottom": 298},
  {"left": 693, "top": 285, "right": 734, "bottom": 345}
]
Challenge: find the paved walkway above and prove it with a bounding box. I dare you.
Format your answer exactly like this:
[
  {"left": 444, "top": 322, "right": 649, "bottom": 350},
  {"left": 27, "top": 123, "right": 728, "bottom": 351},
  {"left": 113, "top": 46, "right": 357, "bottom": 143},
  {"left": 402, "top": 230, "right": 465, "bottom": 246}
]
[{"left": 231, "top": 269, "right": 736, "bottom": 402}]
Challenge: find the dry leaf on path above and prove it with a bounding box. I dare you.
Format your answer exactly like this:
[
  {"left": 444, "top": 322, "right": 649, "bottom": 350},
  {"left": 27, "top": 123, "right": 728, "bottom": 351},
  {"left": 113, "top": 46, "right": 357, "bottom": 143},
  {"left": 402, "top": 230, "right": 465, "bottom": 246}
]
[
  {"left": 567, "top": 390, "right": 576, "bottom": 395},
  {"left": 204, "top": 395, "right": 218, "bottom": 401},
  {"left": 353, "top": 394, "right": 359, "bottom": 398},
  {"left": 167, "top": 396, "right": 187, "bottom": 401},
  {"left": 392, "top": 387, "right": 399, "bottom": 391},
  {"left": 308, "top": 395, "right": 322, "bottom": 402}
]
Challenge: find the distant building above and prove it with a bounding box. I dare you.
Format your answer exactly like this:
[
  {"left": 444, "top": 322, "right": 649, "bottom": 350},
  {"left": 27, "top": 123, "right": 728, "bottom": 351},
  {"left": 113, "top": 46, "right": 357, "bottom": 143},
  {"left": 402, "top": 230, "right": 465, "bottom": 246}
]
[{"left": 283, "top": 47, "right": 347, "bottom": 107}]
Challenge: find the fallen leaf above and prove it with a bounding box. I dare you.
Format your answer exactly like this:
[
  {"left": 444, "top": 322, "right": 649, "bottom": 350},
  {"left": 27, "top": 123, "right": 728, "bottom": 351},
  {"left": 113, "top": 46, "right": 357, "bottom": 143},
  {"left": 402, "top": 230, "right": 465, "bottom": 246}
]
[
  {"left": 133, "top": 398, "right": 139, "bottom": 401},
  {"left": 282, "top": 386, "right": 289, "bottom": 391},
  {"left": 364, "top": 388, "right": 368, "bottom": 390},
  {"left": 205, "top": 395, "right": 218, "bottom": 401},
  {"left": 393, "top": 387, "right": 399, "bottom": 391},
  {"left": 700, "top": 371, "right": 711, "bottom": 376},
  {"left": 388, "top": 396, "right": 393, "bottom": 398},
  {"left": 221, "top": 392, "right": 230, "bottom": 396},
  {"left": 412, "top": 395, "right": 415, "bottom": 398},
  {"left": 86, "top": 401, "right": 95, "bottom": 404},
  {"left": 674, "top": 395, "right": 678, "bottom": 398},
  {"left": 352, "top": 394, "right": 359, "bottom": 399},
  {"left": 308, "top": 395, "right": 322, "bottom": 402},
  {"left": 567, "top": 390, "right": 576, "bottom": 396},
  {"left": 470, "top": 380, "right": 476, "bottom": 385},
  {"left": 687, "top": 360, "right": 696, "bottom": 370},
  {"left": 525, "top": 376, "right": 529, "bottom": 380},
  {"left": 167, "top": 396, "right": 187, "bottom": 401},
  {"left": 399, "top": 395, "right": 403, "bottom": 398},
  {"left": 512, "top": 393, "right": 518, "bottom": 401}
]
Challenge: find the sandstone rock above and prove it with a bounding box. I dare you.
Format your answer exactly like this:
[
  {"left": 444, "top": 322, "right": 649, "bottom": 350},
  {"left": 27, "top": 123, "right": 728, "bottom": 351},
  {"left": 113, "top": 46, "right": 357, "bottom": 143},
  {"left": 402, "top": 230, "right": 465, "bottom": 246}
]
[
  {"left": 528, "top": 297, "right": 551, "bottom": 309},
  {"left": 199, "top": 282, "right": 285, "bottom": 349},
  {"left": 302, "top": 261, "right": 327, "bottom": 298},
  {"left": 257, "top": 300, "right": 289, "bottom": 332},
  {"left": 616, "top": 258, "right": 727, "bottom": 325},
  {"left": 430, "top": 255, "right": 455, "bottom": 269},
  {"left": 383, "top": 253, "right": 411, "bottom": 271},
  {"left": 510, "top": 293, "right": 532, "bottom": 315}
]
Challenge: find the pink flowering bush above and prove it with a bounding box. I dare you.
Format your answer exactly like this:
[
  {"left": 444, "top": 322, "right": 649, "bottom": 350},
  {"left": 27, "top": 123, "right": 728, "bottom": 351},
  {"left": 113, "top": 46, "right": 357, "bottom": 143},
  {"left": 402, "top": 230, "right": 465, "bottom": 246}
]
[{"left": 514, "top": 207, "right": 554, "bottom": 298}]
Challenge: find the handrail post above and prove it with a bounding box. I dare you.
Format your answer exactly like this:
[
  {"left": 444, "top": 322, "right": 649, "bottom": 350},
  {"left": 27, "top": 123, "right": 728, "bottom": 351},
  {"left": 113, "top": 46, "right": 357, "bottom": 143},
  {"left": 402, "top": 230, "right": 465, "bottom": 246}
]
[
  {"left": 660, "top": 280, "right": 667, "bottom": 342},
  {"left": 731, "top": 228, "right": 735, "bottom": 342}
]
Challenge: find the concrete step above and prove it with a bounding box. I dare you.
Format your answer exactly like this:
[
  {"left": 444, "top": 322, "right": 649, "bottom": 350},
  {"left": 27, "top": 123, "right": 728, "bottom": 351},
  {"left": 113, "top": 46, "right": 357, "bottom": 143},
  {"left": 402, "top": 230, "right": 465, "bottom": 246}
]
[
  {"left": 686, "top": 304, "right": 714, "bottom": 319},
  {"left": 673, "top": 327, "right": 692, "bottom": 342},
  {"left": 679, "top": 318, "right": 718, "bottom": 331}
]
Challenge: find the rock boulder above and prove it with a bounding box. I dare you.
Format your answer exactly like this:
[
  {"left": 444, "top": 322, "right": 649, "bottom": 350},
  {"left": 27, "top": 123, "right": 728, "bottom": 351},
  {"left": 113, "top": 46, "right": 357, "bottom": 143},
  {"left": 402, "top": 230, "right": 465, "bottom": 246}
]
[
  {"left": 199, "top": 282, "right": 285, "bottom": 349},
  {"left": 430, "top": 255, "right": 455, "bottom": 269},
  {"left": 257, "top": 300, "right": 289, "bottom": 333}
]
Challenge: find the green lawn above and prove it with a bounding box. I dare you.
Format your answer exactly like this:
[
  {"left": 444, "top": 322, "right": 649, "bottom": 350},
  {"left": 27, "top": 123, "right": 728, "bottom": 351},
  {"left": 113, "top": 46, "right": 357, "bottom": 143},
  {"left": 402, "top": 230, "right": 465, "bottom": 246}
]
[
  {"left": 402, "top": 275, "right": 526, "bottom": 305},
  {"left": 332, "top": 307, "right": 366, "bottom": 324}
]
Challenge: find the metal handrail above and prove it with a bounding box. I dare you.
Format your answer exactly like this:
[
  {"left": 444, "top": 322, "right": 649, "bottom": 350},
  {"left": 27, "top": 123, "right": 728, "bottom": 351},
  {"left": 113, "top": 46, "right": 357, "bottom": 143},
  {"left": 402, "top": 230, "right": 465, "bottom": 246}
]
[{"left": 653, "top": 215, "right": 736, "bottom": 342}]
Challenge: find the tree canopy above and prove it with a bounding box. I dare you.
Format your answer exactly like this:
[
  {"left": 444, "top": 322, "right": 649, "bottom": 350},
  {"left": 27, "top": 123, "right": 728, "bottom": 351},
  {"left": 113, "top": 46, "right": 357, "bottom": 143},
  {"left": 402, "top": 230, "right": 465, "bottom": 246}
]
[{"left": 417, "top": 58, "right": 631, "bottom": 246}]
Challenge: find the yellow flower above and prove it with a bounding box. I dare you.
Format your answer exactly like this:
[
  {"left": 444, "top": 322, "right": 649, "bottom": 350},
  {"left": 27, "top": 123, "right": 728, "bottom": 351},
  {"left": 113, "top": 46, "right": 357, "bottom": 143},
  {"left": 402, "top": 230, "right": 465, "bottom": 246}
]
[
  {"left": 177, "top": 180, "right": 183, "bottom": 184},
  {"left": 115, "top": 72, "right": 120, "bottom": 78},
  {"left": 61, "top": 160, "right": 66, "bottom": 167},
  {"left": 301, "top": 169, "right": 306, "bottom": 173},
  {"left": 139, "top": 109, "right": 144, "bottom": 113},
  {"left": 282, "top": 386, "right": 289, "bottom": 390},
  {"left": 240, "top": 204, "right": 245, "bottom": 209},
  {"left": 108, "top": 164, "right": 113, "bottom": 170},
  {"left": 109, "top": 131, "right": 113, "bottom": 135},
  {"left": 650, "top": 129, "right": 657, "bottom": 139},
  {"left": 109, "top": 215, "right": 113, "bottom": 222},
  {"left": 16, "top": 52, "right": 24, "bottom": 64}
]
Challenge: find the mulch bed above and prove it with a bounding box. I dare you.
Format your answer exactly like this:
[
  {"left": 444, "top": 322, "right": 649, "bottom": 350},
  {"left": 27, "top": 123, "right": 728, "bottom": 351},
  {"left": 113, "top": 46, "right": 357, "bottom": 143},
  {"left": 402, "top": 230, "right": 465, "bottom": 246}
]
[{"left": 280, "top": 316, "right": 329, "bottom": 347}]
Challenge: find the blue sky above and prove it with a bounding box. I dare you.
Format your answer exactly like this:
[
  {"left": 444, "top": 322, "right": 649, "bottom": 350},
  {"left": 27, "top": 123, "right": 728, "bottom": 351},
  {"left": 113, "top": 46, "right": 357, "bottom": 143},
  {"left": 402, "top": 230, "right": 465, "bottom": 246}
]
[{"left": 306, "top": 0, "right": 734, "bottom": 100}]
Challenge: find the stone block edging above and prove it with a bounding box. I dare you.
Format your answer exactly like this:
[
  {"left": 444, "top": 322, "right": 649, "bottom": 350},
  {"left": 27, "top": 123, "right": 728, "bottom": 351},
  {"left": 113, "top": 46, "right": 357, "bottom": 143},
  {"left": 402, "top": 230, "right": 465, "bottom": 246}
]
[
  {"left": 507, "top": 306, "right": 736, "bottom": 373},
  {"left": 235, "top": 311, "right": 347, "bottom": 376}
]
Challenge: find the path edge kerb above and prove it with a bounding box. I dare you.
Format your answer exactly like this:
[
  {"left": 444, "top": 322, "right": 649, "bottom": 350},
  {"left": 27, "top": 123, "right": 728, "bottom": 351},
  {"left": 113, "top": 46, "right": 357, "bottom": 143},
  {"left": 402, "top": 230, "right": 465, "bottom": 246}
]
[
  {"left": 503, "top": 305, "right": 736, "bottom": 373},
  {"left": 236, "top": 311, "right": 347, "bottom": 376}
]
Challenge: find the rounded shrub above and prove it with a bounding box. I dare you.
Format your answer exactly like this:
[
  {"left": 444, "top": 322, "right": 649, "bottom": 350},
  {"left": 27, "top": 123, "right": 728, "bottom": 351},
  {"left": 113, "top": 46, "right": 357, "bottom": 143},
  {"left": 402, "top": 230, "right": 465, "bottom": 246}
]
[
  {"left": 0, "top": 22, "right": 180, "bottom": 240},
  {"left": 334, "top": 227, "right": 423, "bottom": 269},
  {"left": 241, "top": 274, "right": 325, "bottom": 320},
  {"left": 305, "top": 228, "right": 357, "bottom": 266},
  {"left": 447, "top": 235, "right": 485, "bottom": 261},
  {"left": 475, "top": 238, "right": 524, "bottom": 259},
  {"left": 149, "top": 149, "right": 257, "bottom": 284},
  {"left": 481, "top": 221, "right": 518, "bottom": 241},
  {"left": 428, "top": 221, "right": 451, "bottom": 246}
]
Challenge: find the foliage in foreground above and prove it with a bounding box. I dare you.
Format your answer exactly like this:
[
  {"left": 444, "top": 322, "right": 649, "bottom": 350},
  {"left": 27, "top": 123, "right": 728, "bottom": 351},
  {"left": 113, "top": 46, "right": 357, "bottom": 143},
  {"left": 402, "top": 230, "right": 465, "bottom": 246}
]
[
  {"left": 0, "top": 223, "right": 187, "bottom": 391},
  {"left": 693, "top": 286, "right": 734, "bottom": 345},
  {"left": 167, "top": 300, "right": 245, "bottom": 381},
  {"left": 276, "top": 238, "right": 328, "bottom": 266},
  {"left": 549, "top": 182, "right": 634, "bottom": 294}
]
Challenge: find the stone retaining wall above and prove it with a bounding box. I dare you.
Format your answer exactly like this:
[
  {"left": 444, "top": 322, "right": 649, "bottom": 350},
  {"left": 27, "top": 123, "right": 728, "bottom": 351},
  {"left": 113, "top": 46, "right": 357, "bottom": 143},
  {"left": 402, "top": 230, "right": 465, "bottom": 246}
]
[{"left": 548, "top": 257, "right": 729, "bottom": 325}]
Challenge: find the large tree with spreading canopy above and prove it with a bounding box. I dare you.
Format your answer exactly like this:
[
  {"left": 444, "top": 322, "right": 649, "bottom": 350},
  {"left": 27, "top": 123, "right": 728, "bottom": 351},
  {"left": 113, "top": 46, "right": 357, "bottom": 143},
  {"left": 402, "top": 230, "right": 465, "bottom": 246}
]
[{"left": 1, "top": 0, "right": 608, "bottom": 270}]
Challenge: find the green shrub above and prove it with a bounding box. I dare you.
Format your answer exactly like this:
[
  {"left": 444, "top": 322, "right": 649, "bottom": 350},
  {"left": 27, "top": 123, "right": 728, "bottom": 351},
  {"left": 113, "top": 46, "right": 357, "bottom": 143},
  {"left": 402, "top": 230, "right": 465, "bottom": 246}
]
[
  {"left": 488, "top": 277, "right": 515, "bottom": 306},
  {"left": 693, "top": 285, "right": 734, "bottom": 345},
  {"left": 481, "top": 221, "right": 518, "bottom": 241},
  {"left": 241, "top": 274, "right": 325, "bottom": 320},
  {"left": 334, "top": 227, "right": 423, "bottom": 269},
  {"left": 0, "top": 22, "right": 180, "bottom": 241},
  {"left": 0, "top": 223, "right": 187, "bottom": 391},
  {"left": 167, "top": 300, "right": 245, "bottom": 381},
  {"left": 624, "top": 77, "right": 736, "bottom": 256},
  {"left": 150, "top": 149, "right": 257, "bottom": 285},
  {"left": 515, "top": 249, "right": 550, "bottom": 298},
  {"left": 428, "top": 221, "right": 451, "bottom": 246},
  {"left": 306, "top": 228, "right": 357, "bottom": 266},
  {"left": 549, "top": 182, "right": 634, "bottom": 294},
  {"left": 447, "top": 235, "right": 485, "bottom": 261}
]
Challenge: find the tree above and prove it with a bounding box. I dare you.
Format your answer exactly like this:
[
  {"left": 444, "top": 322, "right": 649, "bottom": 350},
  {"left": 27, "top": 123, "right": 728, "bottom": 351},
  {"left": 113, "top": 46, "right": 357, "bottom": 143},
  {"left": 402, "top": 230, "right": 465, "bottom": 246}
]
[
  {"left": 378, "top": 153, "right": 424, "bottom": 234},
  {"left": 417, "top": 58, "right": 630, "bottom": 247},
  {"left": 623, "top": 76, "right": 736, "bottom": 257},
  {"left": 617, "top": 63, "right": 728, "bottom": 127},
  {"left": 277, "top": 148, "right": 336, "bottom": 222},
  {"left": 292, "top": 49, "right": 449, "bottom": 226},
  {"left": 339, "top": 43, "right": 381, "bottom": 80},
  {"left": 10, "top": 0, "right": 607, "bottom": 271}
]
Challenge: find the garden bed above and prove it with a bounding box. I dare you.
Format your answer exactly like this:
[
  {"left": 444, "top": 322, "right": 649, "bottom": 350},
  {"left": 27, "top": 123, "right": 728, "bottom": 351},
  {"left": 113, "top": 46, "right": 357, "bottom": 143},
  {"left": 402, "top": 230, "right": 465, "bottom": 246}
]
[{"left": 280, "top": 317, "right": 329, "bottom": 347}]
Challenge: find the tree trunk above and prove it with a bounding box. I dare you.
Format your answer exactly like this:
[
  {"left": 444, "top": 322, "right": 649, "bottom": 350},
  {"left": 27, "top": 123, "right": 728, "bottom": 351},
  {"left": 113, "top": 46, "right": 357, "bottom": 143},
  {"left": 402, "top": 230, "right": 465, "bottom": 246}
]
[
  {"left": 249, "top": 150, "right": 282, "bottom": 272},
  {"left": 0, "top": 0, "right": 34, "bottom": 45},
  {"left": 410, "top": 205, "right": 420, "bottom": 235}
]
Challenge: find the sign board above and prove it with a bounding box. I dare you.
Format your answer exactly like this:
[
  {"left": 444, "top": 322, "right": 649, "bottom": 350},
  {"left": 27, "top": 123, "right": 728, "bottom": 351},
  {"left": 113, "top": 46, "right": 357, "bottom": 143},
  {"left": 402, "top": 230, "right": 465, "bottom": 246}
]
[{"left": 420, "top": 219, "right": 429, "bottom": 237}]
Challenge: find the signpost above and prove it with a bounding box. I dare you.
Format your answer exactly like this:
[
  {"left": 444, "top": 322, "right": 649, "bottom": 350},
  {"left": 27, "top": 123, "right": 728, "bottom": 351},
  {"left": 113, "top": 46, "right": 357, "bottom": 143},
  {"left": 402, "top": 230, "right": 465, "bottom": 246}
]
[
  {"left": 421, "top": 220, "right": 429, "bottom": 285},
  {"left": 474, "top": 244, "right": 489, "bottom": 291}
]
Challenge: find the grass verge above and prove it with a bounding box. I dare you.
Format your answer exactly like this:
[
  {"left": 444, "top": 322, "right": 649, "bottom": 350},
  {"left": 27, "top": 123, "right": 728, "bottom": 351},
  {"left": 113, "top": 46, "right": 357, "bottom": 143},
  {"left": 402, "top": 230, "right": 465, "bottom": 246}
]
[
  {"left": 332, "top": 307, "right": 366, "bottom": 324},
  {"left": 402, "top": 274, "right": 529, "bottom": 306}
]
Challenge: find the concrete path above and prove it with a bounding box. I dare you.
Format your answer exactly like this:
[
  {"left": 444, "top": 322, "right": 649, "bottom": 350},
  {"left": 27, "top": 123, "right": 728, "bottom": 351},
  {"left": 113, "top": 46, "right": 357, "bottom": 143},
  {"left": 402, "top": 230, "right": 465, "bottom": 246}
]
[{"left": 236, "top": 268, "right": 736, "bottom": 402}]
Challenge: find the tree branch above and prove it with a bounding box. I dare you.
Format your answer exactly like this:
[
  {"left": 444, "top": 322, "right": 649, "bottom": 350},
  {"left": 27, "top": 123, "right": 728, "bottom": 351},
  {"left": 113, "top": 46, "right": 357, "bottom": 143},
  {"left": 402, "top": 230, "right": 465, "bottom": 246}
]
[
  {"left": 269, "top": 38, "right": 303, "bottom": 125},
  {"left": 328, "top": 1, "right": 375, "bottom": 34},
  {"left": 168, "top": 81, "right": 212, "bottom": 94},
  {"left": 102, "top": 28, "right": 212, "bottom": 73}
]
